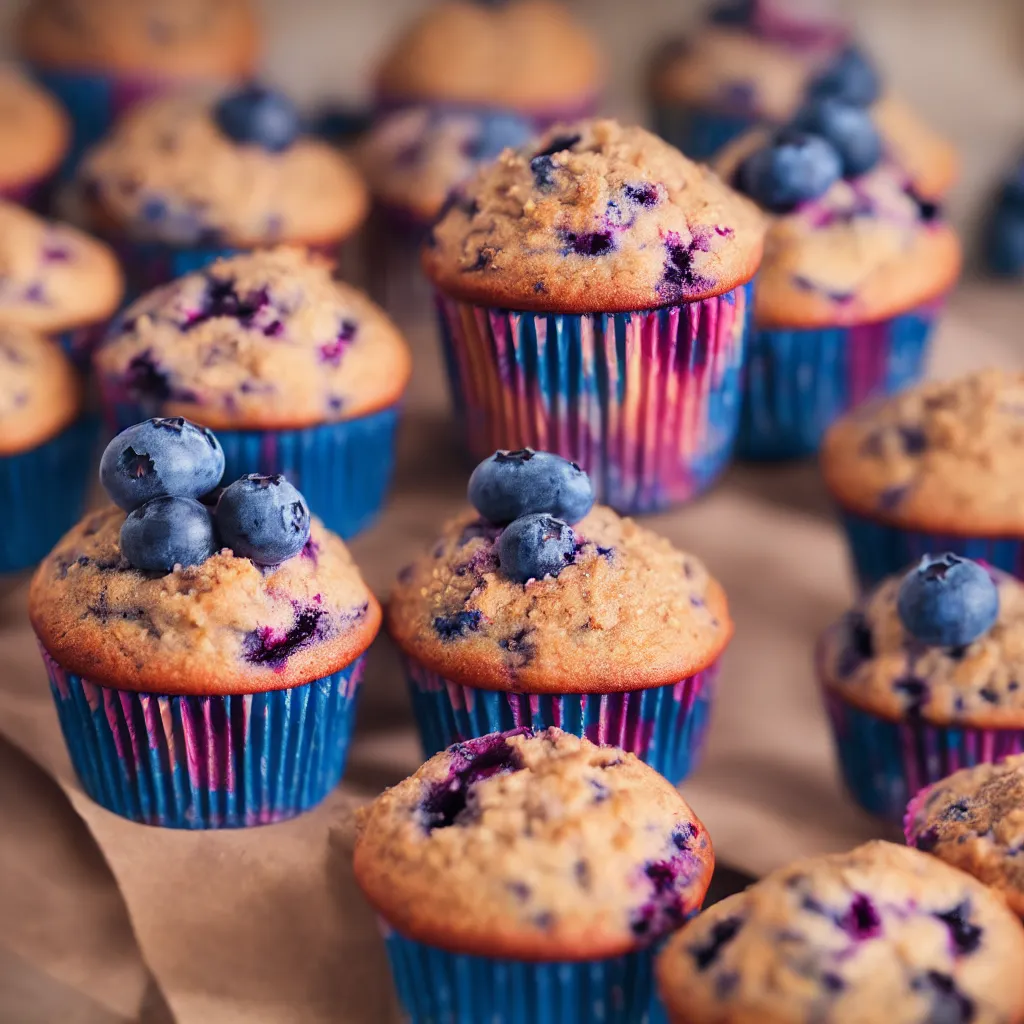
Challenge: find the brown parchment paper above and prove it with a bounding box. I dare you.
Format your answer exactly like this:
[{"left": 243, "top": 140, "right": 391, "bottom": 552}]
[{"left": 0, "top": 283, "right": 1021, "bottom": 1023}]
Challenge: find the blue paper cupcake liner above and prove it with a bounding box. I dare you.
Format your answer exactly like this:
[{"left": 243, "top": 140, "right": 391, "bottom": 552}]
[
  {"left": 837, "top": 508, "right": 1024, "bottom": 592},
  {"left": 403, "top": 657, "right": 717, "bottom": 783},
  {"left": 651, "top": 104, "right": 756, "bottom": 161},
  {"left": 29, "top": 67, "right": 172, "bottom": 177},
  {"left": 106, "top": 402, "right": 401, "bottom": 540},
  {"left": 41, "top": 647, "right": 367, "bottom": 829},
  {"left": 436, "top": 285, "right": 751, "bottom": 514},
  {"left": 737, "top": 306, "right": 936, "bottom": 461},
  {"left": 382, "top": 925, "right": 668, "bottom": 1024},
  {"left": 115, "top": 240, "right": 245, "bottom": 298},
  {"left": 1, "top": 417, "right": 99, "bottom": 575},
  {"left": 823, "top": 689, "right": 1024, "bottom": 822}
]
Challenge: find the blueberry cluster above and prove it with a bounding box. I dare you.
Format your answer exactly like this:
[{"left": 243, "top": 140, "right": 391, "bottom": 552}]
[
  {"left": 100, "top": 419, "right": 312, "bottom": 573},
  {"left": 467, "top": 449, "right": 595, "bottom": 584},
  {"left": 896, "top": 553, "right": 1000, "bottom": 648},
  {"left": 736, "top": 46, "right": 884, "bottom": 212}
]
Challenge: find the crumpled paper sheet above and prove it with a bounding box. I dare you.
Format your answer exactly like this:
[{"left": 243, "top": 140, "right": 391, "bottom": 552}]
[{"left": 0, "top": 284, "right": 1020, "bottom": 1022}]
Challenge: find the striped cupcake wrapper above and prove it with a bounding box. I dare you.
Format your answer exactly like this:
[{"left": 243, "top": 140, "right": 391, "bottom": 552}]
[
  {"left": 435, "top": 286, "right": 750, "bottom": 514},
  {"left": 1, "top": 417, "right": 99, "bottom": 575},
  {"left": 837, "top": 507, "right": 1024, "bottom": 592},
  {"left": 823, "top": 688, "right": 1024, "bottom": 823},
  {"left": 105, "top": 401, "right": 401, "bottom": 540},
  {"left": 41, "top": 647, "right": 366, "bottom": 829},
  {"left": 651, "top": 104, "right": 757, "bottom": 161},
  {"left": 381, "top": 924, "right": 669, "bottom": 1024},
  {"left": 403, "top": 657, "right": 717, "bottom": 783},
  {"left": 737, "top": 305, "right": 937, "bottom": 460}
]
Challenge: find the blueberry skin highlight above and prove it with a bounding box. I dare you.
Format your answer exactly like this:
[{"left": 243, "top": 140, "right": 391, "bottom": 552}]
[
  {"left": 737, "top": 130, "right": 843, "bottom": 212},
  {"left": 807, "top": 45, "right": 881, "bottom": 107},
  {"left": 120, "top": 497, "right": 219, "bottom": 572},
  {"left": 468, "top": 449, "right": 595, "bottom": 526},
  {"left": 791, "top": 99, "right": 883, "bottom": 178},
  {"left": 896, "top": 554, "right": 1000, "bottom": 648},
  {"left": 216, "top": 474, "right": 311, "bottom": 565},
  {"left": 100, "top": 418, "right": 225, "bottom": 512},
  {"left": 498, "top": 513, "right": 576, "bottom": 583},
  {"left": 214, "top": 85, "right": 302, "bottom": 153}
]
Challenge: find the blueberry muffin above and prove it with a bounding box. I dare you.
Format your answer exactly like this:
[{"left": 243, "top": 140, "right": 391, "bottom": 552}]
[
  {"left": 0, "top": 199, "right": 123, "bottom": 366},
  {"left": 388, "top": 449, "right": 732, "bottom": 781},
  {"left": 821, "top": 370, "right": 1024, "bottom": 589},
  {"left": 374, "top": 0, "right": 604, "bottom": 127},
  {"left": 354, "top": 726, "right": 714, "bottom": 1023},
  {"left": 17, "top": 0, "right": 259, "bottom": 172},
  {"left": 817, "top": 552, "right": 1024, "bottom": 821},
  {"left": 0, "top": 326, "right": 96, "bottom": 573},
  {"left": 0, "top": 65, "right": 68, "bottom": 202},
  {"left": 657, "top": 840, "right": 1024, "bottom": 1024},
  {"left": 93, "top": 247, "right": 410, "bottom": 539},
  {"left": 77, "top": 86, "right": 368, "bottom": 292},
  {"left": 906, "top": 755, "right": 1024, "bottom": 917},
  {"left": 425, "top": 118, "right": 765, "bottom": 512},
  {"left": 715, "top": 111, "right": 960, "bottom": 459},
  {"left": 30, "top": 417, "right": 380, "bottom": 827}
]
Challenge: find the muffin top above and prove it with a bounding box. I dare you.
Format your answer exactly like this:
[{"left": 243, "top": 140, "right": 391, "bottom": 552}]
[
  {"left": 353, "top": 727, "right": 714, "bottom": 960},
  {"left": 817, "top": 563, "right": 1024, "bottom": 727},
  {"left": 0, "top": 200, "right": 123, "bottom": 333},
  {"left": 0, "top": 66, "right": 68, "bottom": 190},
  {"left": 650, "top": 13, "right": 844, "bottom": 121},
  {"left": 357, "top": 107, "right": 534, "bottom": 223},
  {"left": 423, "top": 119, "right": 765, "bottom": 312},
  {"left": 656, "top": 840, "right": 1024, "bottom": 1024},
  {"left": 716, "top": 133, "right": 961, "bottom": 327},
  {"left": 0, "top": 326, "right": 82, "bottom": 455},
  {"left": 93, "top": 248, "right": 411, "bottom": 430},
  {"left": 17, "top": 0, "right": 259, "bottom": 77},
  {"left": 30, "top": 503, "right": 379, "bottom": 694},
  {"left": 387, "top": 504, "right": 732, "bottom": 693},
  {"left": 375, "top": 0, "right": 603, "bottom": 115},
  {"left": 78, "top": 94, "right": 368, "bottom": 247},
  {"left": 873, "top": 95, "right": 959, "bottom": 203},
  {"left": 906, "top": 755, "right": 1024, "bottom": 918},
  {"left": 821, "top": 371, "right": 1024, "bottom": 533}
]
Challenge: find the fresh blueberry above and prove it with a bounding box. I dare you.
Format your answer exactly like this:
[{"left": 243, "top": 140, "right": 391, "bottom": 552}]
[
  {"left": 737, "top": 129, "right": 842, "bottom": 212},
  {"left": 896, "top": 554, "right": 1000, "bottom": 647},
  {"left": 468, "top": 112, "right": 533, "bottom": 161},
  {"left": 708, "top": 0, "right": 755, "bottom": 25},
  {"left": 100, "top": 418, "right": 225, "bottom": 512},
  {"left": 215, "top": 474, "right": 311, "bottom": 565},
  {"left": 468, "top": 449, "right": 595, "bottom": 525},
  {"left": 307, "top": 103, "right": 373, "bottom": 146},
  {"left": 983, "top": 201, "right": 1024, "bottom": 278},
  {"left": 214, "top": 85, "right": 302, "bottom": 153},
  {"left": 498, "top": 514, "right": 576, "bottom": 583},
  {"left": 120, "top": 497, "right": 219, "bottom": 572},
  {"left": 791, "top": 99, "right": 883, "bottom": 177},
  {"left": 807, "top": 45, "right": 881, "bottom": 107}
]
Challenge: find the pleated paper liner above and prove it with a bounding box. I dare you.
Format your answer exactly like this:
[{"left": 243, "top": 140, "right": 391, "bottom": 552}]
[
  {"left": 737, "top": 304, "right": 936, "bottom": 460},
  {"left": 651, "top": 103, "right": 756, "bottom": 162},
  {"left": 403, "top": 657, "right": 717, "bottom": 783},
  {"left": 435, "top": 285, "right": 751, "bottom": 514},
  {"left": 41, "top": 647, "right": 366, "bottom": 829}
]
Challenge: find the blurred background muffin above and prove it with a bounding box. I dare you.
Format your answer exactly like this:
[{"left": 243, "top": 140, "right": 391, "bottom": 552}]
[
  {"left": 16, "top": 0, "right": 260, "bottom": 175},
  {"left": 0, "top": 198, "right": 122, "bottom": 368},
  {"left": 373, "top": 0, "right": 604, "bottom": 128},
  {"left": 355, "top": 105, "right": 533, "bottom": 322},
  {"left": 73, "top": 85, "right": 369, "bottom": 295},
  {"left": 0, "top": 63, "right": 67, "bottom": 204}
]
